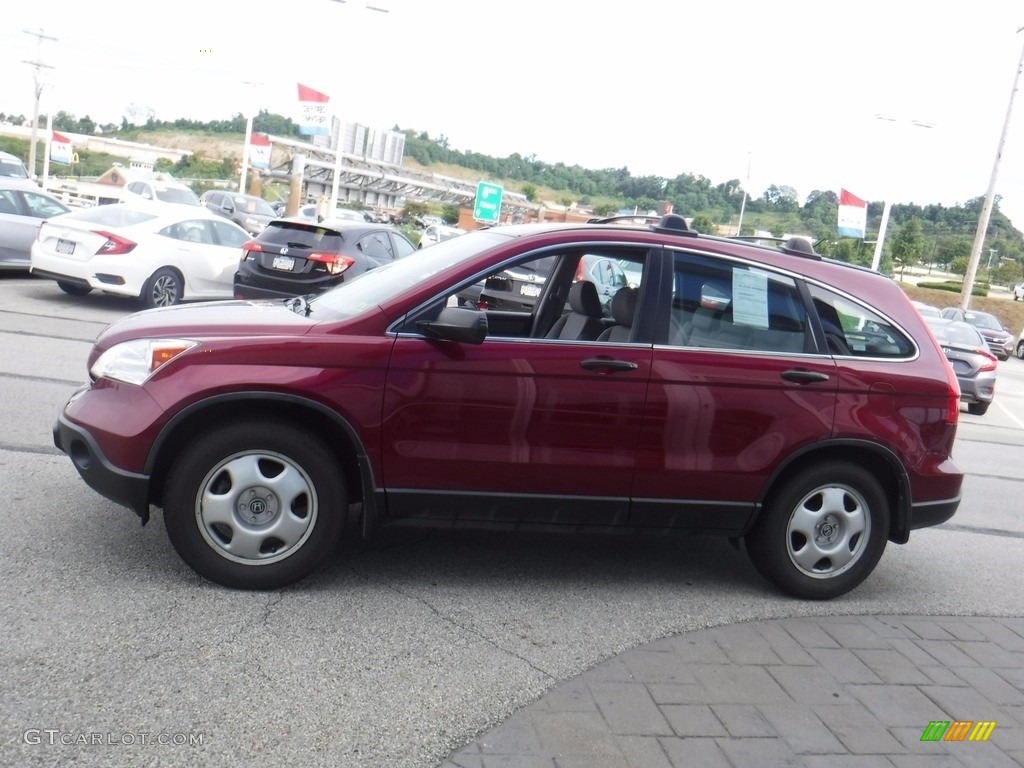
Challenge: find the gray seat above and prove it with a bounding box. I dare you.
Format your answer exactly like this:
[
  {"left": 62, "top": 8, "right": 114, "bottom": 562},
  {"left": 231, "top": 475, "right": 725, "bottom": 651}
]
[
  {"left": 546, "top": 281, "right": 605, "bottom": 341},
  {"left": 596, "top": 286, "right": 638, "bottom": 342}
]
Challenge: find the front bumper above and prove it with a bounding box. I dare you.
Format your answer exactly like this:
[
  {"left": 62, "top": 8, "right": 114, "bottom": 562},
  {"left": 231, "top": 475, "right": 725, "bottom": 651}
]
[{"left": 53, "top": 410, "right": 152, "bottom": 522}]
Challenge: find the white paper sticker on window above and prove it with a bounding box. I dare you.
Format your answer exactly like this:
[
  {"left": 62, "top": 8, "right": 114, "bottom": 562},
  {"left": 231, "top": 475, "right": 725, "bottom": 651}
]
[{"left": 732, "top": 270, "right": 769, "bottom": 328}]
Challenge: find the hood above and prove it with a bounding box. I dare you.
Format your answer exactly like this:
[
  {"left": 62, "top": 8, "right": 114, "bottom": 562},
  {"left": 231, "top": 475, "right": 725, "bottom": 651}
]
[{"left": 95, "top": 299, "right": 321, "bottom": 350}]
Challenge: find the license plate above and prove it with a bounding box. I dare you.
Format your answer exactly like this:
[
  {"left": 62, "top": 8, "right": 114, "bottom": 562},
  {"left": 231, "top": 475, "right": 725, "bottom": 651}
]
[
  {"left": 56, "top": 238, "right": 75, "bottom": 255},
  {"left": 519, "top": 283, "right": 541, "bottom": 297},
  {"left": 272, "top": 255, "right": 295, "bottom": 271}
]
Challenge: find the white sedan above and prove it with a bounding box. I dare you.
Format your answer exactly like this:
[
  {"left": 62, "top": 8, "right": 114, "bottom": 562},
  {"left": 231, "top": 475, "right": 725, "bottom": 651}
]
[{"left": 31, "top": 204, "right": 251, "bottom": 307}]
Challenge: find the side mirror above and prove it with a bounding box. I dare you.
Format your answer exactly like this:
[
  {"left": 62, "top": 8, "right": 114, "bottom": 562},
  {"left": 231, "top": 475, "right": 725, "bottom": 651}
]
[{"left": 417, "top": 307, "right": 488, "bottom": 345}]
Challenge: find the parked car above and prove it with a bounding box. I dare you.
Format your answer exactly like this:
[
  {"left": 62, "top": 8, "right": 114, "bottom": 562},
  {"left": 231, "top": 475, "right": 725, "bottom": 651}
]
[
  {"left": 910, "top": 300, "right": 941, "bottom": 318},
  {"left": 924, "top": 317, "right": 997, "bottom": 415},
  {"left": 1015, "top": 327, "right": 1024, "bottom": 360},
  {"left": 233, "top": 218, "right": 417, "bottom": 300},
  {"left": 293, "top": 203, "right": 365, "bottom": 224},
  {"left": 1013, "top": 283, "right": 1024, "bottom": 301},
  {"left": 200, "top": 190, "right": 278, "bottom": 235},
  {"left": 30, "top": 204, "right": 251, "bottom": 307},
  {"left": 53, "top": 214, "right": 963, "bottom": 599},
  {"left": 939, "top": 307, "right": 1014, "bottom": 360},
  {"left": 0, "top": 180, "right": 70, "bottom": 270},
  {"left": 418, "top": 224, "right": 464, "bottom": 249},
  {"left": 0, "top": 150, "right": 31, "bottom": 179},
  {"left": 121, "top": 178, "right": 201, "bottom": 206}
]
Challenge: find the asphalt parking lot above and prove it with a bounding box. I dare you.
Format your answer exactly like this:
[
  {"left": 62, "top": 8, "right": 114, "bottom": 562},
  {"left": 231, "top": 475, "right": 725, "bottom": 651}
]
[{"left": 2, "top": 273, "right": 1024, "bottom": 767}]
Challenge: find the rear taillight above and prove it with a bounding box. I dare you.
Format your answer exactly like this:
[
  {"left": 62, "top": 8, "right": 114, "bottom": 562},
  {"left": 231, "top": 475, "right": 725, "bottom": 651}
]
[
  {"left": 242, "top": 241, "right": 262, "bottom": 261},
  {"left": 942, "top": 358, "right": 960, "bottom": 425},
  {"left": 307, "top": 252, "right": 355, "bottom": 275},
  {"left": 94, "top": 230, "right": 136, "bottom": 255},
  {"left": 977, "top": 350, "right": 998, "bottom": 372}
]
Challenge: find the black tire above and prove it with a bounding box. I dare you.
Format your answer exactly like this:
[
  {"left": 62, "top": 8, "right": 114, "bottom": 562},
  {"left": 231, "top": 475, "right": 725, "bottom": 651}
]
[
  {"left": 967, "top": 400, "right": 990, "bottom": 415},
  {"left": 142, "top": 268, "right": 183, "bottom": 308},
  {"left": 745, "top": 462, "right": 889, "bottom": 600},
  {"left": 1016, "top": 339, "right": 1024, "bottom": 360},
  {"left": 57, "top": 280, "right": 92, "bottom": 296},
  {"left": 163, "top": 420, "right": 346, "bottom": 589}
]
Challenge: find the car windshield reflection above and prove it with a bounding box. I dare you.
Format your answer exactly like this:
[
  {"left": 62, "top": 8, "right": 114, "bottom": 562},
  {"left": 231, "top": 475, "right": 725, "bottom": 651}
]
[{"left": 308, "top": 230, "right": 511, "bottom": 318}]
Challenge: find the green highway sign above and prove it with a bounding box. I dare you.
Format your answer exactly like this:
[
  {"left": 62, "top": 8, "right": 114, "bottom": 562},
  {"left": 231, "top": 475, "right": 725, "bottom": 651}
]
[{"left": 473, "top": 181, "right": 503, "bottom": 224}]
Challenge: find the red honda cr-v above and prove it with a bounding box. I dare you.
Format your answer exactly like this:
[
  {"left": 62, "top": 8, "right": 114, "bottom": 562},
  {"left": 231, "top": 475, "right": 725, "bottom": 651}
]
[{"left": 54, "top": 215, "right": 963, "bottom": 598}]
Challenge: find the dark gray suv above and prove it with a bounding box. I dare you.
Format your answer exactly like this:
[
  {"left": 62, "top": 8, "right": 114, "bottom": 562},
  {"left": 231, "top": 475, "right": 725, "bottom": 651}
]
[{"left": 200, "top": 190, "right": 278, "bottom": 235}]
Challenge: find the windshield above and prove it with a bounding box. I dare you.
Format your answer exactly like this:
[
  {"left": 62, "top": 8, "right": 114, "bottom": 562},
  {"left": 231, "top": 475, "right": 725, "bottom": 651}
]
[
  {"left": 155, "top": 186, "right": 201, "bottom": 205},
  {"left": 927, "top": 319, "right": 984, "bottom": 346},
  {"left": 63, "top": 206, "right": 158, "bottom": 227},
  {"left": 964, "top": 312, "right": 1002, "bottom": 331},
  {"left": 236, "top": 195, "right": 276, "bottom": 216},
  {"left": 0, "top": 158, "right": 29, "bottom": 178},
  {"left": 309, "top": 230, "right": 511, "bottom": 318}
]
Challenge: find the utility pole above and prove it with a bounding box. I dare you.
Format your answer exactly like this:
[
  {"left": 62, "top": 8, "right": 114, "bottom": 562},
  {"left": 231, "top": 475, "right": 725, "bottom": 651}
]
[
  {"left": 239, "top": 80, "right": 263, "bottom": 194},
  {"left": 959, "top": 25, "right": 1024, "bottom": 310},
  {"left": 22, "top": 28, "right": 58, "bottom": 181}
]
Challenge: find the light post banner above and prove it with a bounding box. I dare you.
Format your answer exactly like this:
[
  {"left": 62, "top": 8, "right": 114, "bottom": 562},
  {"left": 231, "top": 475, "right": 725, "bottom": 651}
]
[
  {"left": 837, "top": 188, "right": 867, "bottom": 238},
  {"left": 297, "top": 83, "right": 330, "bottom": 136},
  {"left": 50, "top": 130, "right": 73, "bottom": 165},
  {"left": 249, "top": 133, "right": 271, "bottom": 169}
]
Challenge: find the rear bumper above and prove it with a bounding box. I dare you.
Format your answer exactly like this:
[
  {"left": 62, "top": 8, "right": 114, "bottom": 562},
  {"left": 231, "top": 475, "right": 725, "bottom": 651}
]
[
  {"left": 233, "top": 269, "right": 342, "bottom": 300},
  {"left": 907, "top": 494, "right": 961, "bottom": 531}
]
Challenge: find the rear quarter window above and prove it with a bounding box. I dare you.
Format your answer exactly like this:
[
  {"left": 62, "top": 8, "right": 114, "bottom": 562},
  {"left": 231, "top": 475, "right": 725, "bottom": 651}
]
[{"left": 809, "top": 285, "right": 915, "bottom": 358}]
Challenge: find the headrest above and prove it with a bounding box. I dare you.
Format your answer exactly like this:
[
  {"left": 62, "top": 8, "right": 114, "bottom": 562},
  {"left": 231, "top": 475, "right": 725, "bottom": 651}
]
[
  {"left": 568, "top": 280, "right": 603, "bottom": 318},
  {"left": 610, "top": 286, "right": 638, "bottom": 326}
]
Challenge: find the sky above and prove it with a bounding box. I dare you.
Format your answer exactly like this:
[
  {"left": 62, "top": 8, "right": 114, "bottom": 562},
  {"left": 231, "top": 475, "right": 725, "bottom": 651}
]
[{"left": 3, "top": 1, "right": 1024, "bottom": 229}]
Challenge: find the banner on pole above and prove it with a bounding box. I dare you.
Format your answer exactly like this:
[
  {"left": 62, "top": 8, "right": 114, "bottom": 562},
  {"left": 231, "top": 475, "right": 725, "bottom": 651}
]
[
  {"left": 50, "top": 130, "right": 73, "bottom": 165},
  {"left": 297, "top": 83, "right": 330, "bottom": 136},
  {"left": 837, "top": 188, "right": 867, "bottom": 238},
  {"left": 249, "top": 132, "right": 271, "bottom": 169}
]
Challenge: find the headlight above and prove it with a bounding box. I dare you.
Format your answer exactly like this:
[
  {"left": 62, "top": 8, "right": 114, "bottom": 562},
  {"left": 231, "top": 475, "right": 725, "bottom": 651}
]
[{"left": 90, "top": 339, "right": 197, "bottom": 385}]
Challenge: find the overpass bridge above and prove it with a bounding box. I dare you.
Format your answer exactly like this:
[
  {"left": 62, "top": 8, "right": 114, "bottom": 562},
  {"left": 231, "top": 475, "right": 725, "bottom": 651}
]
[{"left": 262, "top": 135, "right": 540, "bottom": 221}]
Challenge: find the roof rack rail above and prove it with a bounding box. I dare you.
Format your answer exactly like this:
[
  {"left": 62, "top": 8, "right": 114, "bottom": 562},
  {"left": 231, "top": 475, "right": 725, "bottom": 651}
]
[
  {"left": 586, "top": 214, "right": 662, "bottom": 225},
  {"left": 650, "top": 213, "right": 696, "bottom": 236},
  {"left": 731, "top": 235, "right": 822, "bottom": 260}
]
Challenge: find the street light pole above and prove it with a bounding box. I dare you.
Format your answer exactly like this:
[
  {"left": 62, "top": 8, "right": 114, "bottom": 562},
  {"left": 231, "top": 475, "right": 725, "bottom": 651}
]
[
  {"left": 869, "top": 115, "right": 934, "bottom": 272},
  {"left": 325, "top": 0, "right": 390, "bottom": 210},
  {"left": 735, "top": 151, "right": 751, "bottom": 236},
  {"left": 959, "top": 25, "right": 1024, "bottom": 310}
]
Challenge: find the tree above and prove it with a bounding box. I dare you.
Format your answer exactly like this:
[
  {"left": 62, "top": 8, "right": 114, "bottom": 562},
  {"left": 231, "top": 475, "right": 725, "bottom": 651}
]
[
  {"left": 402, "top": 200, "right": 429, "bottom": 220},
  {"left": 440, "top": 204, "right": 460, "bottom": 225},
  {"left": 522, "top": 183, "right": 537, "bottom": 203},
  {"left": 762, "top": 184, "right": 799, "bottom": 213},
  {"left": 890, "top": 218, "right": 927, "bottom": 277},
  {"left": 690, "top": 214, "right": 716, "bottom": 233}
]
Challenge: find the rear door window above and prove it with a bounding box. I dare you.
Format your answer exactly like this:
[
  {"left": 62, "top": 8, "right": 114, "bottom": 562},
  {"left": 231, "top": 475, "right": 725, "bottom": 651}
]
[
  {"left": 359, "top": 231, "right": 395, "bottom": 261},
  {"left": 668, "top": 250, "right": 809, "bottom": 353}
]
